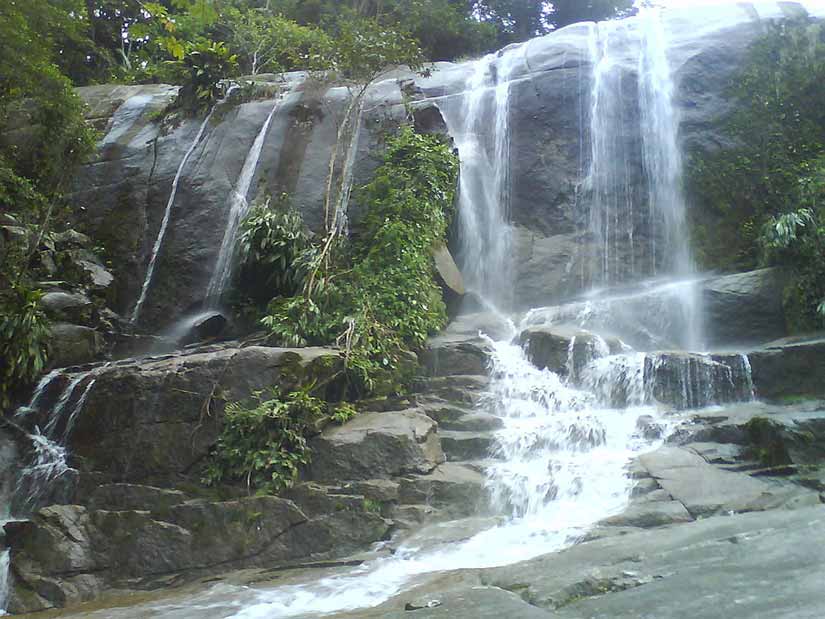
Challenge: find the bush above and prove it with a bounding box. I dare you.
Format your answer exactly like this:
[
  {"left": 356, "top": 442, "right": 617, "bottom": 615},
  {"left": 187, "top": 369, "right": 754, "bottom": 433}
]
[
  {"left": 0, "top": 285, "right": 50, "bottom": 411},
  {"left": 255, "top": 126, "right": 458, "bottom": 396},
  {"left": 203, "top": 386, "right": 355, "bottom": 494},
  {"left": 174, "top": 40, "right": 239, "bottom": 111},
  {"left": 235, "top": 195, "right": 317, "bottom": 307}
]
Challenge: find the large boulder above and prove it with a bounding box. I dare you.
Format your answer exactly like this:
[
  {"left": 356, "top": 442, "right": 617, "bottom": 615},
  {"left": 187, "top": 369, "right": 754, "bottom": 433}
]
[
  {"left": 38, "top": 345, "right": 343, "bottom": 485},
  {"left": 49, "top": 324, "right": 105, "bottom": 368},
  {"left": 518, "top": 325, "right": 623, "bottom": 379},
  {"left": 748, "top": 335, "right": 825, "bottom": 401},
  {"left": 3, "top": 494, "right": 389, "bottom": 614},
  {"left": 305, "top": 410, "right": 445, "bottom": 482},
  {"left": 700, "top": 268, "right": 788, "bottom": 346}
]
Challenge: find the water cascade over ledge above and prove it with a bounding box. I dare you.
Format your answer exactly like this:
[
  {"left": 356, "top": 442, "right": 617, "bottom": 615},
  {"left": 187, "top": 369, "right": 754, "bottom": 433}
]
[{"left": 7, "top": 3, "right": 819, "bottom": 616}]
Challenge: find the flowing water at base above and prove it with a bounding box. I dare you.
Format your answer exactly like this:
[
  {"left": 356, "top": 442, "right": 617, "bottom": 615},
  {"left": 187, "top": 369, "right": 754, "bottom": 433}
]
[{"left": 54, "top": 324, "right": 681, "bottom": 619}]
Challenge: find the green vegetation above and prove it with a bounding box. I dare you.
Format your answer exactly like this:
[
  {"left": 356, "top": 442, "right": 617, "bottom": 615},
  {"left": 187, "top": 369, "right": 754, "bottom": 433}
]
[
  {"left": 0, "top": 0, "right": 98, "bottom": 411},
  {"left": 686, "top": 19, "right": 825, "bottom": 331},
  {"left": 208, "top": 125, "right": 457, "bottom": 495},
  {"left": 203, "top": 386, "right": 354, "bottom": 493},
  {"left": 258, "top": 126, "right": 459, "bottom": 397}
]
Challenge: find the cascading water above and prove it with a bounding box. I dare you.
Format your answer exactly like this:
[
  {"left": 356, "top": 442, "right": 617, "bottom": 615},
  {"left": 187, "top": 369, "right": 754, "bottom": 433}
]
[
  {"left": 583, "top": 7, "right": 703, "bottom": 349},
  {"left": 206, "top": 98, "right": 284, "bottom": 304},
  {"left": 198, "top": 334, "right": 672, "bottom": 619},
  {"left": 441, "top": 47, "right": 523, "bottom": 311},
  {"left": 131, "top": 105, "right": 219, "bottom": 324},
  {"left": 11, "top": 363, "right": 111, "bottom": 515}
]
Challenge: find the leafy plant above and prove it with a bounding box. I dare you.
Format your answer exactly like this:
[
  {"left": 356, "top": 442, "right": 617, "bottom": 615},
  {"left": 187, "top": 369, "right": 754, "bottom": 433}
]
[
  {"left": 686, "top": 19, "right": 825, "bottom": 329},
  {"left": 203, "top": 387, "right": 322, "bottom": 494},
  {"left": 235, "top": 195, "right": 317, "bottom": 307},
  {"left": 203, "top": 385, "right": 360, "bottom": 494},
  {"left": 174, "top": 40, "right": 239, "bottom": 111},
  {"left": 0, "top": 285, "right": 50, "bottom": 411},
  {"left": 256, "top": 126, "right": 458, "bottom": 397}
]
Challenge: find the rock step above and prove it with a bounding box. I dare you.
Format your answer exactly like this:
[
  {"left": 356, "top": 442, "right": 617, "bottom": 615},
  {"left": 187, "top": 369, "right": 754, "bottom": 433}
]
[
  {"left": 419, "top": 402, "right": 503, "bottom": 432},
  {"left": 397, "top": 463, "right": 489, "bottom": 517},
  {"left": 412, "top": 375, "right": 489, "bottom": 405},
  {"left": 439, "top": 430, "right": 499, "bottom": 462}
]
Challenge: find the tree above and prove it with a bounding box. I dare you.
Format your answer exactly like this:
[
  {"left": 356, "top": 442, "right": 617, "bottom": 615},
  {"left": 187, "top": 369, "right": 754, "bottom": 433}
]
[
  {"left": 549, "top": 0, "right": 633, "bottom": 30},
  {"left": 221, "top": 7, "right": 333, "bottom": 75}
]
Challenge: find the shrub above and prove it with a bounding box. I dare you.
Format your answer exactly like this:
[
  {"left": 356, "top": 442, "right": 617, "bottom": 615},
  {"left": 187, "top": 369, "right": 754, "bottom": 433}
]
[
  {"left": 257, "top": 126, "right": 459, "bottom": 396},
  {"left": 0, "top": 285, "right": 50, "bottom": 411},
  {"left": 203, "top": 386, "right": 352, "bottom": 494}
]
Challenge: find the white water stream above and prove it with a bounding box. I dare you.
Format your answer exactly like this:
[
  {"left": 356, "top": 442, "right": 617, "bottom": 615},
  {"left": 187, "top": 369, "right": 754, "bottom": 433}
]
[
  {"left": 131, "top": 106, "right": 219, "bottom": 324},
  {"left": 206, "top": 98, "right": 284, "bottom": 303},
  {"left": 443, "top": 48, "right": 523, "bottom": 311}
]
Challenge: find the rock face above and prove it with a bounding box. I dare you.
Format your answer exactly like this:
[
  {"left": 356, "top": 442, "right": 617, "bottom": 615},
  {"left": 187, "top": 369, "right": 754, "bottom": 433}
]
[
  {"left": 749, "top": 335, "right": 825, "bottom": 401},
  {"left": 64, "top": 345, "right": 343, "bottom": 484},
  {"left": 3, "top": 496, "right": 388, "bottom": 614},
  {"left": 306, "top": 411, "right": 445, "bottom": 482},
  {"left": 66, "top": 5, "right": 810, "bottom": 330},
  {"left": 518, "top": 326, "right": 622, "bottom": 378},
  {"left": 5, "top": 334, "right": 499, "bottom": 613},
  {"left": 701, "top": 268, "right": 788, "bottom": 346}
]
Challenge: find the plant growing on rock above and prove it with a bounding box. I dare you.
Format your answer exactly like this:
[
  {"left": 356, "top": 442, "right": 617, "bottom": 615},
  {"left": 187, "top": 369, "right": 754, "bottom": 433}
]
[
  {"left": 235, "top": 195, "right": 317, "bottom": 308},
  {"left": 686, "top": 19, "right": 825, "bottom": 329},
  {"left": 257, "top": 126, "right": 458, "bottom": 397},
  {"left": 203, "top": 386, "right": 356, "bottom": 494}
]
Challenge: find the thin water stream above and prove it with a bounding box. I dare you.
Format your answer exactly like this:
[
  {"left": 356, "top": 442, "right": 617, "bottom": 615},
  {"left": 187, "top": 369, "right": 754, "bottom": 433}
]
[{"left": 131, "top": 106, "right": 219, "bottom": 324}]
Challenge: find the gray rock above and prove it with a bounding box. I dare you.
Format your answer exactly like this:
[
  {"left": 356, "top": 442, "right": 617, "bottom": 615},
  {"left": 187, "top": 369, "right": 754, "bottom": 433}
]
[
  {"left": 83, "top": 483, "right": 187, "bottom": 512},
  {"left": 749, "top": 335, "right": 825, "bottom": 401},
  {"left": 439, "top": 431, "right": 497, "bottom": 462},
  {"left": 5, "top": 494, "right": 390, "bottom": 614},
  {"left": 432, "top": 243, "right": 465, "bottom": 316},
  {"left": 306, "top": 410, "right": 445, "bottom": 482},
  {"left": 701, "top": 268, "right": 788, "bottom": 346},
  {"left": 40, "top": 292, "right": 94, "bottom": 324},
  {"left": 64, "top": 345, "right": 343, "bottom": 483},
  {"left": 601, "top": 500, "right": 693, "bottom": 528},
  {"left": 518, "top": 325, "right": 622, "bottom": 378},
  {"left": 644, "top": 352, "right": 753, "bottom": 410},
  {"left": 49, "top": 324, "right": 105, "bottom": 368},
  {"left": 481, "top": 505, "right": 825, "bottom": 619},
  {"left": 638, "top": 446, "right": 813, "bottom": 517},
  {"left": 398, "top": 463, "right": 488, "bottom": 516}
]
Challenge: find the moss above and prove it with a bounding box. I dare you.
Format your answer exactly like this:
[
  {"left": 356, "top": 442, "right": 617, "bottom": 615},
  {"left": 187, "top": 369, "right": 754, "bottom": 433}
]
[{"left": 744, "top": 416, "right": 791, "bottom": 467}]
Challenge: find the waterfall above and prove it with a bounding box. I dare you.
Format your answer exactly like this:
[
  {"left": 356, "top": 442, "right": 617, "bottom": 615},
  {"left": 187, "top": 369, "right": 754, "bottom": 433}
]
[
  {"left": 131, "top": 106, "right": 218, "bottom": 324},
  {"left": 442, "top": 47, "right": 522, "bottom": 311},
  {"left": 587, "top": 21, "right": 638, "bottom": 285},
  {"left": 206, "top": 98, "right": 283, "bottom": 304},
  {"left": 584, "top": 8, "right": 703, "bottom": 349},
  {"left": 0, "top": 550, "right": 8, "bottom": 616},
  {"left": 637, "top": 7, "right": 703, "bottom": 349},
  {"left": 12, "top": 363, "right": 110, "bottom": 514},
  {"left": 223, "top": 334, "right": 671, "bottom": 619}
]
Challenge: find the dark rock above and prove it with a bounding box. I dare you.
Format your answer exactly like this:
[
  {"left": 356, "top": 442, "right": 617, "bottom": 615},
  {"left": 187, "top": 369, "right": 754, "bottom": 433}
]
[
  {"left": 701, "top": 269, "right": 788, "bottom": 346},
  {"left": 439, "top": 431, "right": 497, "bottom": 462},
  {"left": 432, "top": 243, "right": 465, "bottom": 317},
  {"left": 49, "top": 324, "right": 105, "bottom": 368},
  {"left": 644, "top": 352, "right": 753, "bottom": 410},
  {"left": 65, "top": 345, "right": 343, "bottom": 483},
  {"left": 749, "top": 335, "right": 825, "bottom": 401},
  {"left": 601, "top": 500, "right": 693, "bottom": 529},
  {"left": 412, "top": 101, "right": 449, "bottom": 135},
  {"left": 398, "top": 463, "right": 488, "bottom": 517},
  {"left": 83, "top": 483, "right": 187, "bottom": 512},
  {"left": 40, "top": 292, "right": 94, "bottom": 324},
  {"left": 518, "top": 326, "right": 622, "bottom": 378}
]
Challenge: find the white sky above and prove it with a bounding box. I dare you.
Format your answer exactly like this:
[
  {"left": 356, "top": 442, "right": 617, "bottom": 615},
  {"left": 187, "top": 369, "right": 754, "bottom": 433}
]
[{"left": 646, "top": 0, "right": 825, "bottom": 10}]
